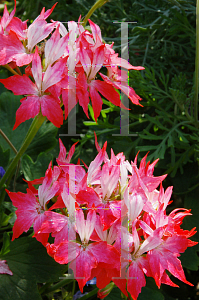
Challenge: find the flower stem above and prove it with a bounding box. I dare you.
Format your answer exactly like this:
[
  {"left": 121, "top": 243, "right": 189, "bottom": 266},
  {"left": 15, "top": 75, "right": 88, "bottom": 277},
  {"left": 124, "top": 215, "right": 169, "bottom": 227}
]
[
  {"left": 72, "top": 279, "right": 76, "bottom": 298},
  {"left": 78, "top": 287, "right": 99, "bottom": 300},
  {"left": 194, "top": 0, "right": 199, "bottom": 126},
  {"left": 0, "top": 129, "right": 18, "bottom": 154},
  {"left": 0, "top": 113, "right": 46, "bottom": 202},
  {"left": 82, "top": 0, "right": 109, "bottom": 27},
  {"left": 40, "top": 279, "right": 74, "bottom": 295},
  {"left": 3, "top": 64, "right": 20, "bottom": 76},
  {"left": 15, "top": 66, "right": 22, "bottom": 76}
]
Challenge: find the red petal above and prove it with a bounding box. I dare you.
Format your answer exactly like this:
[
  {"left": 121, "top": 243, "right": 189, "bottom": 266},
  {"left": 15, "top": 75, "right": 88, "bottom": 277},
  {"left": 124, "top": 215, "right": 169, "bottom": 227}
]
[
  {"left": 6, "top": 189, "right": 38, "bottom": 240},
  {"left": 127, "top": 261, "right": 146, "bottom": 300},
  {"left": 54, "top": 241, "right": 81, "bottom": 264},
  {"left": 69, "top": 248, "right": 98, "bottom": 293},
  {"left": 13, "top": 96, "right": 40, "bottom": 130},
  {"left": 92, "top": 80, "right": 122, "bottom": 108},
  {"left": 0, "top": 74, "right": 37, "bottom": 95},
  {"left": 89, "top": 83, "right": 103, "bottom": 121},
  {"left": 40, "top": 95, "right": 63, "bottom": 128}
]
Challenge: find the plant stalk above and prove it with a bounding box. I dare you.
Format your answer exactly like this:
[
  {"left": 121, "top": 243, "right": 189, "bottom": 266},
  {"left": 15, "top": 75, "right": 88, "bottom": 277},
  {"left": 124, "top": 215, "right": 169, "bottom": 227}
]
[
  {"left": 77, "top": 288, "right": 99, "bottom": 300},
  {"left": 40, "top": 279, "right": 74, "bottom": 295},
  {"left": 82, "top": 0, "right": 109, "bottom": 27},
  {"left": 0, "top": 114, "right": 46, "bottom": 200},
  {"left": 3, "top": 64, "right": 20, "bottom": 76},
  {"left": 0, "top": 129, "right": 18, "bottom": 154}
]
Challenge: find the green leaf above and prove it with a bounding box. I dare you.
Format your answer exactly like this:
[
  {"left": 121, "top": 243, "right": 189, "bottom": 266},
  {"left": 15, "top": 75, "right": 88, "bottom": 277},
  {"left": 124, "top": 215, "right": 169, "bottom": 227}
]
[
  {"left": 0, "top": 92, "right": 28, "bottom": 159},
  {"left": 179, "top": 188, "right": 199, "bottom": 273},
  {"left": 0, "top": 92, "right": 58, "bottom": 160},
  {"left": 101, "top": 107, "right": 113, "bottom": 119},
  {"left": 139, "top": 130, "right": 164, "bottom": 140},
  {"left": 180, "top": 247, "right": 199, "bottom": 271},
  {"left": 0, "top": 232, "right": 11, "bottom": 256},
  {"left": 0, "top": 68, "right": 9, "bottom": 94},
  {"left": 0, "top": 237, "right": 67, "bottom": 300},
  {"left": 136, "top": 145, "right": 158, "bottom": 152},
  {"left": 183, "top": 190, "right": 199, "bottom": 242},
  {"left": 167, "top": 134, "right": 174, "bottom": 147},
  {"left": 156, "top": 142, "right": 166, "bottom": 160},
  {"left": 175, "top": 129, "right": 189, "bottom": 144},
  {"left": 88, "top": 103, "right": 96, "bottom": 122},
  {"left": 3, "top": 201, "right": 16, "bottom": 226},
  {"left": 20, "top": 152, "right": 53, "bottom": 181},
  {"left": 137, "top": 287, "right": 164, "bottom": 300},
  {"left": 145, "top": 115, "right": 170, "bottom": 131},
  {"left": 0, "top": 274, "right": 42, "bottom": 300},
  {"left": 83, "top": 121, "right": 98, "bottom": 126},
  {"left": 105, "top": 286, "right": 123, "bottom": 300},
  {"left": 0, "top": 212, "right": 12, "bottom": 227},
  {"left": 0, "top": 145, "right": 10, "bottom": 169},
  {"left": 26, "top": 122, "right": 58, "bottom": 159}
]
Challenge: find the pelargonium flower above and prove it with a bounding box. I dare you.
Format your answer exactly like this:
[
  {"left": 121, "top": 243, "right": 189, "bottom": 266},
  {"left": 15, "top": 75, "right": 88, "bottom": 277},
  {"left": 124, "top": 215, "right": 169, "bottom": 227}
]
[
  {"left": 0, "top": 3, "right": 145, "bottom": 128},
  {"left": 27, "top": 138, "right": 198, "bottom": 299},
  {"left": 0, "top": 3, "right": 57, "bottom": 66},
  {"left": 6, "top": 137, "right": 198, "bottom": 299},
  {"left": 6, "top": 167, "right": 60, "bottom": 245},
  {"left": 53, "top": 203, "right": 120, "bottom": 292},
  {"left": 0, "top": 47, "right": 67, "bottom": 129}
]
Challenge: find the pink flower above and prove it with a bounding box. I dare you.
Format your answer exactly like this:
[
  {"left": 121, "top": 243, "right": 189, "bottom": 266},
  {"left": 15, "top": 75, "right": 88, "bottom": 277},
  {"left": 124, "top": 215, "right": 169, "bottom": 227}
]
[
  {"left": 0, "top": 0, "right": 16, "bottom": 34},
  {"left": 0, "top": 3, "right": 57, "bottom": 66},
  {"left": 78, "top": 41, "right": 125, "bottom": 121},
  {"left": 6, "top": 168, "right": 60, "bottom": 245},
  {"left": 0, "top": 47, "right": 67, "bottom": 129},
  {"left": 99, "top": 69, "right": 143, "bottom": 106},
  {"left": 44, "top": 24, "right": 69, "bottom": 68},
  {"left": 54, "top": 203, "right": 120, "bottom": 292},
  {"left": 5, "top": 135, "right": 198, "bottom": 299},
  {"left": 147, "top": 235, "right": 193, "bottom": 288},
  {"left": 0, "top": 31, "right": 34, "bottom": 66}
]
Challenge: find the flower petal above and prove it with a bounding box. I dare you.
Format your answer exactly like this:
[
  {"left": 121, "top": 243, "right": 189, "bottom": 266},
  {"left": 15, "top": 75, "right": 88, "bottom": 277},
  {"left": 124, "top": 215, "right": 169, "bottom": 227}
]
[
  {"left": 0, "top": 74, "right": 37, "bottom": 95},
  {"left": 40, "top": 95, "right": 63, "bottom": 127},
  {"left": 13, "top": 96, "right": 41, "bottom": 130}
]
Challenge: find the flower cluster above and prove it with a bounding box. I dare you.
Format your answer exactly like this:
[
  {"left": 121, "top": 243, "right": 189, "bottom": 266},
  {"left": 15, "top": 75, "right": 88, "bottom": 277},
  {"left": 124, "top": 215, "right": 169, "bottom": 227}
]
[
  {"left": 0, "top": 1, "right": 144, "bottom": 130},
  {"left": 6, "top": 135, "right": 197, "bottom": 300}
]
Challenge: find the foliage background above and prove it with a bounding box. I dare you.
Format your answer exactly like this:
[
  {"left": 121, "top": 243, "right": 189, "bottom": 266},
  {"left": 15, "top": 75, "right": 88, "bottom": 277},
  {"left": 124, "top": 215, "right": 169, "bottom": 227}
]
[{"left": 0, "top": 0, "right": 198, "bottom": 299}]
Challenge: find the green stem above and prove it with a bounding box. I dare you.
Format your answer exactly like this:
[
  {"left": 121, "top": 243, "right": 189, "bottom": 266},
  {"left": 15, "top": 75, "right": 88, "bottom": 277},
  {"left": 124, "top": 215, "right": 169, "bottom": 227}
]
[
  {"left": 0, "top": 225, "right": 12, "bottom": 231},
  {"left": 3, "top": 64, "right": 20, "bottom": 76},
  {"left": 0, "top": 129, "right": 18, "bottom": 154},
  {"left": 82, "top": 0, "right": 109, "bottom": 27},
  {"left": 72, "top": 279, "right": 76, "bottom": 298},
  {"left": 38, "top": 283, "right": 51, "bottom": 295},
  {"left": 78, "top": 287, "right": 99, "bottom": 300},
  {"left": 15, "top": 66, "right": 22, "bottom": 76},
  {"left": 0, "top": 129, "right": 20, "bottom": 192},
  {"left": 0, "top": 157, "right": 20, "bottom": 211},
  {"left": 0, "top": 114, "right": 46, "bottom": 200},
  {"left": 40, "top": 279, "right": 74, "bottom": 295},
  {"left": 195, "top": 0, "right": 199, "bottom": 125},
  {"left": 171, "top": 94, "right": 193, "bottom": 122},
  {"left": 13, "top": 158, "right": 21, "bottom": 192}
]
